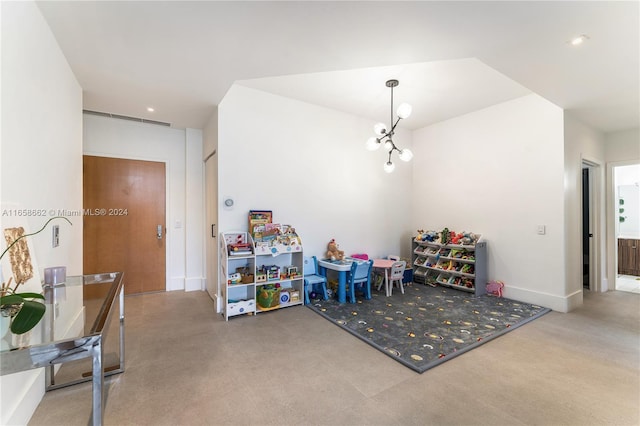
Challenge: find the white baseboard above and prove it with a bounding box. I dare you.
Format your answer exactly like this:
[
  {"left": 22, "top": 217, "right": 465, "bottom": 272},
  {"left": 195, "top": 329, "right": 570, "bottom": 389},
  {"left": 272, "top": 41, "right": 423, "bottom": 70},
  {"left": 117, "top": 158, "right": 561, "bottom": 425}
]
[
  {"left": 185, "top": 277, "right": 204, "bottom": 292},
  {"left": 167, "top": 277, "right": 185, "bottom": 291},
  {"left": 1, "top": 369, "right": 45, "bottom": 426},
  {"left": 564, "top": 289, "right": 584, "bottom": 312},
  {"left": 504, "top": 285, "right": 583, "bottom": 313}
]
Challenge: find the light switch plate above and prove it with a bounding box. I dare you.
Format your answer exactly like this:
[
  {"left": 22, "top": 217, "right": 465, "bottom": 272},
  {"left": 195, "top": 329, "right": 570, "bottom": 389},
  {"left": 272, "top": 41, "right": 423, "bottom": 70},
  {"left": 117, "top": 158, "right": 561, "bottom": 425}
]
[{"left": 52, "top": 225, "right": 60, "bottom": 247}]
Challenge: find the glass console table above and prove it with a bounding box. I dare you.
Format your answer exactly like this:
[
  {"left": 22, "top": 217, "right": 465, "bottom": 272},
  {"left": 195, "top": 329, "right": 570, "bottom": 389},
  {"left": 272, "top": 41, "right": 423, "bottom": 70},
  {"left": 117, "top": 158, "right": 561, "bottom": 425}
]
[{"left": 0, "top": 272, "right": 125, "bottom": 426}]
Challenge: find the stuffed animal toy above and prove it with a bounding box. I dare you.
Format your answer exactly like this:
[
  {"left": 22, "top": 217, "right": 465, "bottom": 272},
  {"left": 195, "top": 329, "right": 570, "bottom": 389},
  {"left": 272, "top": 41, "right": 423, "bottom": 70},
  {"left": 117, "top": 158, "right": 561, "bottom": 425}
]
[
  {"left": 486, "top": 280, "right": 504, "bottom": 297},
  {"left": 440, "top": 227, "right": 450, "bottom": 244},
  {"left": 459, "top": 232, "right": 479, "bottom": 246},
  {"left": 451, "top": 232, "right": 464, "bottom": 244},
  {"left": 326, "top": 239, "right": 345, "bottom": 261},
  {"left": 424, "top": 230, "right": 438, "bottom": 242}
]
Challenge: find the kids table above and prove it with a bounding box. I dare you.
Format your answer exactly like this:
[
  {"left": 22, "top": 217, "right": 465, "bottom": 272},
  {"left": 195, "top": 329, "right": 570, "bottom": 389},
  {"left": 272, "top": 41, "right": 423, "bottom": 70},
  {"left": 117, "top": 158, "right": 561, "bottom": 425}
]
[
  {"left": 317, "top": 258, "right": 359, "bottom": 303},
  {"left": 371, "top": 258, "right": 396, "bottom": 296}
]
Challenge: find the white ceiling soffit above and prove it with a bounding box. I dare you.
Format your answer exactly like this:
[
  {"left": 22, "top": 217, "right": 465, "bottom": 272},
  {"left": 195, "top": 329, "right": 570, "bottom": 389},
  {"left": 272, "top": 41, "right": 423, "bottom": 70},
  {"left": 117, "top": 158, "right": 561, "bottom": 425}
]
[
  {"left": 236, "top": 59, "right": 532, "bottom": 131},
  {"left": 35, "top": 1, "right": 639, "bottom": 133}
]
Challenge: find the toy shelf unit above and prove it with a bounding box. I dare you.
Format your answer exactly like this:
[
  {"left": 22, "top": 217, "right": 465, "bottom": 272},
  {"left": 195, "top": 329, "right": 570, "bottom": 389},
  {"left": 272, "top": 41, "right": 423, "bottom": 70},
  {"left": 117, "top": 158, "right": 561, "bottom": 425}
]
[
  {"left": 220, "top": 231, "right": 257, "bottom": 320},
  {"left": 411, "top": 230, "right": 487, "bottom": 296},
  {"left": 254, "top": 248, "right": 304, "bottom": 314},
  {"left": 220, "top": 228, "right": 304, "bottom": 320}
]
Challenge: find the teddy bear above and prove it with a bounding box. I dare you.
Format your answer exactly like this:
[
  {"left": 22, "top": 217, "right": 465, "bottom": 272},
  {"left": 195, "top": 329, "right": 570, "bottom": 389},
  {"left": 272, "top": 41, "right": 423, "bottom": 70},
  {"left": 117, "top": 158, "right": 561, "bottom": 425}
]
[{"left": 326, "top": 238, "right": 345, "bottom": 261}]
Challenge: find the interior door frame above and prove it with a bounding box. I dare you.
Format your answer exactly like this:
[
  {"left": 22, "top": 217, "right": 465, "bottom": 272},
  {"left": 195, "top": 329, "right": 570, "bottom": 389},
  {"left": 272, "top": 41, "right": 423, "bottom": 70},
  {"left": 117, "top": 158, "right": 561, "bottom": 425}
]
[
  {"left": 581, "top": 158, "right": 602, "bottom": 292},
  {"left": 204, "top": 149, "right": 220, "bottom": 311},
  {"left": 83, "top": 152, "right": 170, "bottom": 291},
  {"left": 607, "top": 159, "right": 640, "bottom": 291}
]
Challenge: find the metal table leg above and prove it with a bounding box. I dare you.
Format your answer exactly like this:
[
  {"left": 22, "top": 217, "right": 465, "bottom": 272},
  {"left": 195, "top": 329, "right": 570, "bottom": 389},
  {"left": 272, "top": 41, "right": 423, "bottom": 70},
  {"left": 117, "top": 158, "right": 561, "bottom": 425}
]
[{"left": 92, "top": 337, "right": 104, "bottom": 426}]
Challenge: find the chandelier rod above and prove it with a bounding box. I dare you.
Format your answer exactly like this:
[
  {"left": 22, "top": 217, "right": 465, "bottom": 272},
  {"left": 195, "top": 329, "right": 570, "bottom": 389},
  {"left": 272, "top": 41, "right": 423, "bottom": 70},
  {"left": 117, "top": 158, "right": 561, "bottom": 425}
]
[
  {"left": 386, "top": 80, "right": 402, "bottom": 141},
  {"left": 390, "top": 82, "right": 394, "bottom": 138}
]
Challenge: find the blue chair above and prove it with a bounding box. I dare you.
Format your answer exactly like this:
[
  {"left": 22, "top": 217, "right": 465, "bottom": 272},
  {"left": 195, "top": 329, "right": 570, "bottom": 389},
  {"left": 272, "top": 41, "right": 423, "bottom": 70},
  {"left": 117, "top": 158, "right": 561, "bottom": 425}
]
[
  {"left": 346, "top": 259, "right": 373, "bottom": 303},
  {"left": 304, "top": 256, "right": 328, "bottom": 304}
]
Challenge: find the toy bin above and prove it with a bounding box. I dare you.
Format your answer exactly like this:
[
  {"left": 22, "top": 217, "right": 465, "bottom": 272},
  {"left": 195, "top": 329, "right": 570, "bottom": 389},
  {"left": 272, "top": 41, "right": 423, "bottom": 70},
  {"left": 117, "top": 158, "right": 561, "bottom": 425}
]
[
  {"left": 459, "top": 263, "right": 475, "bottom": 275},
  {"left": 436, "top": 259, "right": 459, "bottom": 271},
  {"left": 227, "top": 299, "right": 255, "bottom": 316},
  {"left": 438, "top": 248, "right": 451, "bottom": 257},
  {"left": 448, "top": 276, "right": 463, "bottom": 287},
  {"left": 236, "top": 266, "right": 254, "bottom": 284},
  {"left": 436, "top": 273, "right": 449, "bottom": 285},
  {"left": 425, "top": 246, "right": 439, "bottom": 255},
  {"left": 256, "top": 286, "right": 281, "bottom": 310},
  {"left": 425, "top": 270, "right": 439, "bottom": 286},
  {"left": 413, "top": 267, "right": 428, "bottom": 284}
]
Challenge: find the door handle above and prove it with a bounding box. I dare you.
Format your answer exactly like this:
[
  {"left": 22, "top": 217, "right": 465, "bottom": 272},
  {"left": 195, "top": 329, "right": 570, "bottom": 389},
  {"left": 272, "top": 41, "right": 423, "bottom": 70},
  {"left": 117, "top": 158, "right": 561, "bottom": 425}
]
[{"left": 157, "top": 225, "right": 163, "bottom": 239}]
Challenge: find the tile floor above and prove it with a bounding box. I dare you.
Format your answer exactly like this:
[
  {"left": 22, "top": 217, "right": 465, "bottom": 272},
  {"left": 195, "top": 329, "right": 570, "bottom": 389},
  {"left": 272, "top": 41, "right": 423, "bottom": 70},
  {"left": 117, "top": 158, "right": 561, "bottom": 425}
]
[
  {"left": 28, "top": 287, "right": 640, "bottom": 426},
  {"left": 616, "top": 274, "right": 640, "bottom": 293}
]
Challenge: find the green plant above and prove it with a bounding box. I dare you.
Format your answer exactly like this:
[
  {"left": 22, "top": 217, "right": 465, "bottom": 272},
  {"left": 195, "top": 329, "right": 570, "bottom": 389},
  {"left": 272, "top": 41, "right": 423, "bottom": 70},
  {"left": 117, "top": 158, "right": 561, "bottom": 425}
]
[{"left": 0, "top": 216, "right": 72, "bottom": 334}]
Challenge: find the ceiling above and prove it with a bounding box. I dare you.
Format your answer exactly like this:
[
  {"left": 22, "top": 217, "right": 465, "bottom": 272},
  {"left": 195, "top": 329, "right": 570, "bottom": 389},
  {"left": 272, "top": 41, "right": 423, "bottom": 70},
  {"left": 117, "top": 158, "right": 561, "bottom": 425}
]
[{"left": 36, "top": 1, "right": 639, "bottom": 134}]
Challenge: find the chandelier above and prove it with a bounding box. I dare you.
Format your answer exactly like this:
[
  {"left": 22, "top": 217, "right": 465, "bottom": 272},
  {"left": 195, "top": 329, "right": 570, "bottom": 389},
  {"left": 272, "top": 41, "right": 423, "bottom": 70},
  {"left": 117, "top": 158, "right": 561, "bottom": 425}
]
[{"left": 366, "top": 79, "right": 413, "bottom": 173}]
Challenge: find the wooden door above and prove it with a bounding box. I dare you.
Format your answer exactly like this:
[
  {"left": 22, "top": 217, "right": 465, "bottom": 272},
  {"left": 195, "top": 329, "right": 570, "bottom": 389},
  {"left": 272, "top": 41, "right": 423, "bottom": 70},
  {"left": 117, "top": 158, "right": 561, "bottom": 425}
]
[{"left": 83, "top": 156, "right": 166, "bottom": 294}]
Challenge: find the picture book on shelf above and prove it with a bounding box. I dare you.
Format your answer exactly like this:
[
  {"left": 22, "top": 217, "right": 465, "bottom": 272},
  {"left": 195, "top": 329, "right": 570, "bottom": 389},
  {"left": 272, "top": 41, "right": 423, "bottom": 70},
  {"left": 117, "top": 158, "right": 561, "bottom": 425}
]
[
  {"left": 264, "top": 223, "right": 282, "bottom": 235},
  {"left": 249, "top": 210, "right": 272, "bottom": 222},
  {"left": 249, "top": 210, "right": 272, "bottom": 239}
]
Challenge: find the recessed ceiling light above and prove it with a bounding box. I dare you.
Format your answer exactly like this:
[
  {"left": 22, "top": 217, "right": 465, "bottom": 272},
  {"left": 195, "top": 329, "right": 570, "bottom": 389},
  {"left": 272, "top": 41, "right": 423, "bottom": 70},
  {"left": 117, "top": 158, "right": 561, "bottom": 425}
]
[
  {"left": 569, "top": 34, "right": 589, "bottom": 46},
  {"left": 147, "top": 107, "right": 155, "bottom": 112}
]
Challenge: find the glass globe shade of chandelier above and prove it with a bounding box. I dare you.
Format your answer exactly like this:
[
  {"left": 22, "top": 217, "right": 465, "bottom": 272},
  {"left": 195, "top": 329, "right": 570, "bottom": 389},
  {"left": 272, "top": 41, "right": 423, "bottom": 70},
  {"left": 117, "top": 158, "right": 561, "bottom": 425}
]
[{"left": 366, "top": 79, "right": 413, "bottom": 172}]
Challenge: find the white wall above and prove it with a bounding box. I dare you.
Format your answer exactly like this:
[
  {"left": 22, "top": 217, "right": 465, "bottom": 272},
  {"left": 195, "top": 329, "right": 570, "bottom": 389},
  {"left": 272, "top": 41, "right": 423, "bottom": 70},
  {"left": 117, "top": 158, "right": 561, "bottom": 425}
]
[
  {"left": 605, "top": 128, "right": 640, "bottom": 163},
  {"left": 83, "top": 114, "right": 204, "bottom": 292},
  {"left": 412, "top": 94, "right": 569, "bottom": 311},
  {"left": 185, "top": 128, "right": 205, "bottom": 291},
  {"left": 0, "top": 1, "right": 83, "bottom": 423},
  {"left": 218, "top": 84, "right": 413, "bottom": 261}
]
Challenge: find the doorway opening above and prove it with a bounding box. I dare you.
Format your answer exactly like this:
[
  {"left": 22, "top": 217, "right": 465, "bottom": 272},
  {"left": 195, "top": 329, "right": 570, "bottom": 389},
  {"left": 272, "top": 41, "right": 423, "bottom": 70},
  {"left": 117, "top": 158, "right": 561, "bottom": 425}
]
[
  {"left": 613, "top": 163, "right": 640, "bottom": 294},
  {"left": 582, "top": 167, "right": 591, "bottom": 289}
]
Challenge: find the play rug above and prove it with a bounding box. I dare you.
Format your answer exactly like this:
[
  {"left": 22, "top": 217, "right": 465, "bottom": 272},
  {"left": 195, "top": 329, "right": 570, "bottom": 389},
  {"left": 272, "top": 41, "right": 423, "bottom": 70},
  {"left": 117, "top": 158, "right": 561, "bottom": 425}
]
[{"left": 307, "top": 283, "right": 550, "bottom": 373}]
